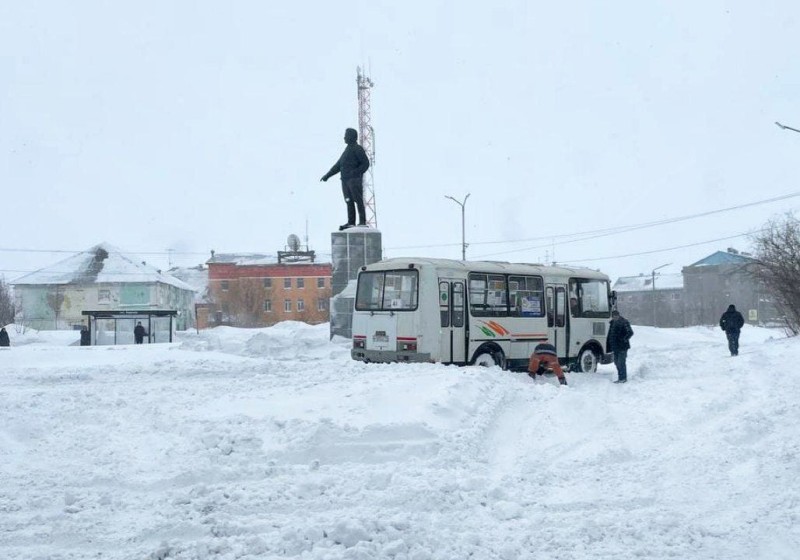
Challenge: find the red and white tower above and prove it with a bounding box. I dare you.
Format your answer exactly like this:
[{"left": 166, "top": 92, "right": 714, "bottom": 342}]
[{"left": 357, "top": 67, "right": 377, "bottom": 227}]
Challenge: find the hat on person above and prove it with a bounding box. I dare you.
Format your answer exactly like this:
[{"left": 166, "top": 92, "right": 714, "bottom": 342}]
[{"left": 611, "top": 310, "right": 620, "bottom": 317}]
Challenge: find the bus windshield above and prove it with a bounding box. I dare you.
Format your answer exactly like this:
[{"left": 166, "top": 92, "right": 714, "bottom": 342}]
[
  {"left": 356, "top": 270, "right": 419, "bottom": 311},
  {"left": 569, "top": 278, "right": 611, "bottom": 318}
]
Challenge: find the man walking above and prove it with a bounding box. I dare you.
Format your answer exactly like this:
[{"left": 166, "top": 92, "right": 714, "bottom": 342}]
[
  {"left": 608, "top": 310, "right": 633, "bottom": 383},
  {"left": 320, "top": 128, "right": 371, "bottom": 231},
  {"left": 719, "top": 304, "right": 745, "bottom": 356}
]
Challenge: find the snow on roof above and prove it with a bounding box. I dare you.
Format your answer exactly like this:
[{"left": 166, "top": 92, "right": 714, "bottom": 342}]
[
  {"left": 614, "top": 272, "right": 684, "bottom": 292},
  {"left": 12, "top": 243, "right": 196, "bottom": 292},
  {"left": 208, "top": 253, "right": 277, "bottom": 266}
]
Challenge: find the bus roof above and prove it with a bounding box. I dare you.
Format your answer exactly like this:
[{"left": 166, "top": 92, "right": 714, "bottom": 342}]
[{"left": 362, "top": 257, "right": 610, "bottom": 280}]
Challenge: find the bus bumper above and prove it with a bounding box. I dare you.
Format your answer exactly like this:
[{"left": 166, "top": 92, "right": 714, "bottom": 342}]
[
  {"left": 600, "top": 352, "right": 613, "bottom": 364},
  {"left": 351, "top": 349, "right": 432, "bottom": 363}
]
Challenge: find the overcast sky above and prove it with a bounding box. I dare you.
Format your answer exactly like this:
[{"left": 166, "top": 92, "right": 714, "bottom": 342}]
[{"left": 2, "top": 1, "right": 798, "bottom": 283}]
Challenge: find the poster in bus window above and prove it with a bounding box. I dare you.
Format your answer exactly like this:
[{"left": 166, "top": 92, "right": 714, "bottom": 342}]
[{"left": 521, "top": 296, "right": 541, "bottom": 316}]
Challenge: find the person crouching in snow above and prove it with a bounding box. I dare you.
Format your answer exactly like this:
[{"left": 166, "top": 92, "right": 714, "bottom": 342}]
[{"left": 528, "top": 341, "right": 567, "bottom": 386}]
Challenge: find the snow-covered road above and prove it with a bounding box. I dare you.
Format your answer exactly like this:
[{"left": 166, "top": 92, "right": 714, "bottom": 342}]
[{"left": 1, "top": 323, "right": 798, "bottom": 559}]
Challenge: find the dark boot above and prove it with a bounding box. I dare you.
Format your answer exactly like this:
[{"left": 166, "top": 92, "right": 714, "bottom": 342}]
[
  {"left": 559, "top": 377, "right": 568, "bottom": 386},
  {"left": 339, "top": 223, "right": 354, "bottom": 231}
]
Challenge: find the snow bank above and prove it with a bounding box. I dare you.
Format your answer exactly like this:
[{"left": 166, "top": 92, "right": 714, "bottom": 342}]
[{"left": 1, "top": 322, "right": 798, "bottom": 559}]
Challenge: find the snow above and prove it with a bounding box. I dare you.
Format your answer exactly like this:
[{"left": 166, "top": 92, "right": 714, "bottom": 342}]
[
  {"left": 2, "top": 322, "right": 799, "bottom": 559},
  {"left": 12, "top": 243, "right": 195, "bottom": 292}
]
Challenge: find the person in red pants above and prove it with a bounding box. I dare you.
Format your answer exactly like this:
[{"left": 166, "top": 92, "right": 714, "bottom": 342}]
[{"left": 528, "top": 341, "right": 567, "bottom": 386}]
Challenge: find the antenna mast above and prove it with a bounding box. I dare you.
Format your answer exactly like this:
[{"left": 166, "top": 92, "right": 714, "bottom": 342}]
[{"left": 357, "top": 66, "right": 377, "bottom": 227}]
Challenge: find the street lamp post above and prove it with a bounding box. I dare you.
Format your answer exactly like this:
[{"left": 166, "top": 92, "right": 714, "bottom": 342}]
[
  {"left": 775, "top": 121, "right": 800, "bottom": 134},
  {"left": 445, "top": 193, "right": 470, "bottom": 261},
  {"left": 651, "top": 263, "right": 671, "bottom": 327}
]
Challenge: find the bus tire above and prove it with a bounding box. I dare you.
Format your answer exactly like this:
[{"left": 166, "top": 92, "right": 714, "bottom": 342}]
[
  {"left": 473, "top": 347, "right": 506, "bottom": 370},
  {"left": 577, "top": 347, "right": 599, "bottom": 373}
]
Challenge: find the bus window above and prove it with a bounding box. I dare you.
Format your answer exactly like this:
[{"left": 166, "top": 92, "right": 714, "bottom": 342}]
[
  {"left": 452, "top": 282, "right": 465, "bottom": 327},
  {"left": 546, "top": 286, "right": 554, "bottom": 327},
  {"left": 356, "top": 271, "right": 385, "bottom": 310},
  {"left": 568, "top": 278, "right": 611, "bottom": 318},
  {"left": 509, "top": 275, "right": 544, "bottom": 317},
  {"left": 468, "top": 273, "right": 507, "bottom": 317},
  {"left": 356, "top": 270, "right": 419, "bottom": 311},
  {"left": 439, "top": 281, "right": 449, "bottom": 327},
  {"left": 556, "top": 287, "right": 566, "bottom": 327}
]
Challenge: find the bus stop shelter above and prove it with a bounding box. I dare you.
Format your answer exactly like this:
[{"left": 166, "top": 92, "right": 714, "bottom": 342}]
[{"left": 81, "top": 310, "right": 178, "bottom": 346}]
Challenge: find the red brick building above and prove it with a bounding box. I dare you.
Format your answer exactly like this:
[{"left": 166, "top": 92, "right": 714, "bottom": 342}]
[{"left": 205, "top": 250, "right": 332, "bottom": 328}]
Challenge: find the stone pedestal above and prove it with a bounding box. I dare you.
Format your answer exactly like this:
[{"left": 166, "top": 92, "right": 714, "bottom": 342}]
[{"left": 330, "top": 227, "right": 382, "bottom": 339}]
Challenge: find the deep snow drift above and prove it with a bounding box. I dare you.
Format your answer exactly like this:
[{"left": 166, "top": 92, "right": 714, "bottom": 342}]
[{"left": 1, "top": 322, "right": 798, "bottom": 560}]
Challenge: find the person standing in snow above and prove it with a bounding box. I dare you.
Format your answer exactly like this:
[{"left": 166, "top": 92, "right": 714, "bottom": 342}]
[
  {"left": 0, "top": 327, "right": 9, "bottom": 347},
  {"left": 80, "top": 326, "right": 90, "bottom": 346},
  {"left": 320, "top": 127, "right": 370, "bottom": 231},
  {"left": 608, "top": 310, "right": 633, "bottom": 383},
  {"left": 134, "top": 321, "right": 147, "bottom": 345},
  {"left": 528, "top": 341, "right": 568, "bottom": 386},
  {"left": 719, "top": 304, "right": 745, "bottom": 356}
]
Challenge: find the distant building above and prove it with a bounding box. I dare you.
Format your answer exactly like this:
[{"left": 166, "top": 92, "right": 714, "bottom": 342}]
[
  {"left": 206, "top": 246, "right": 332, "bottom": 328},
  {"left": 168, "top": 264, "right": 211, "bottom": 330},
  {"left": 681, "top": 249, "right": 777, "bottom": 326},
  {"left": 12, "top": 243, "right": 197, "bottom": 331},
  {"left": 613, "top": 248, "right": 781, "bottom": 328},
  {"left": 613, "top": 272, "right": 684, "bottom": 327}
]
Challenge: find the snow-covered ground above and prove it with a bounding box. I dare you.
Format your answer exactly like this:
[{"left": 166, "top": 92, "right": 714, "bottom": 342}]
[{"left": 1, "top": 322, "right": 798, "bottom": 560}]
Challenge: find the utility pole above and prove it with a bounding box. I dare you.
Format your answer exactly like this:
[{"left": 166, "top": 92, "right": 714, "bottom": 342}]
[
  {"left": 445, "top": 193, "right": 470, "bottom": 260},
  {"left": 357, "top": 67, "right": 377, "bottom": 227},
  {"left": 651, "top": 263, "right": 671, "bottom": 327}
]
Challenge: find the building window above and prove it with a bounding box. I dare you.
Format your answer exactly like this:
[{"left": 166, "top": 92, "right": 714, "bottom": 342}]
[
  {"left": 297, "top": 278, "right": 305, "bottom": 289},
  {"left": 221, "top": 280, "right": 229, "bottom": 292},
  {"left": 263, "top": 278, "right": 272, "bottom": 289},
  {"left": 284, "top": 278, "right": 292, "bottom": 289},
  {"left": 264, "top": 300, "right": 272, "bottom": 312},
  {"left": 671, "top": 292, "right": 681, "bottom": 300},
  {"left": 284, "top": 299, "right": 292, "bottom": 312},
  {"left": 317, "top": 298, "right": 327, "bottom": 312},
  {"left": 317, "top": 277, "right": 325, "bottom": 288},
  {"left": 297, "top": 299, "right": 305, "bottom": 312},
  {"left": 98, "top": 289, "right": 111, "bottom": 304}
]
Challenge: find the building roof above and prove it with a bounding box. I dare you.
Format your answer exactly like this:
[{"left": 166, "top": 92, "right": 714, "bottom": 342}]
[
  {"left": 613, "top": 272, "right": 684, "bottom": 292},
  {"left": 12, "top": 243, "right": 196, "bottom": 292},
  {"left": 687, "top": 250, "right": 755, "bottom": 267},
  {"left": 208, "top": 252, "right": 277, "bottom": 266}
]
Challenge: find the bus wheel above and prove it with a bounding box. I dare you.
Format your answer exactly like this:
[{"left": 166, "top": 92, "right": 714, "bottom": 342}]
[
  {"left": 474, "top": 350, "right": 505, "bottom": 369},
  {"left": 577, "top": 348, "right": 598, "bottom": 373}
]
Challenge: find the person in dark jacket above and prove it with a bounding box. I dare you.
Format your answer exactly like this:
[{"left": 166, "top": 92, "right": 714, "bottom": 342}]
[
  {"left": 608, "top": 310, "right": 633, "bottom": 383},
  {"left": 320, "top": 128, "right": 371, "bottom": 231},
  {"left": 134, "top": 322, "right": 147, "bottom": 344},
  {"left": 719, "top": 304, "right": 745, "bottom": 356},
  {"left": 0, "top": 327, "right": 9, "bottom": 347},
  {"left": 528, "top": 341, "right": 567, "bottom": 386},
  {"left": 80, "top": 326, "right": 91, "bottom": 346}
]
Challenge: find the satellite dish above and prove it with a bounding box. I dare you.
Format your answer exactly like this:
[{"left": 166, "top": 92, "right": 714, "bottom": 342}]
[{"left": 287, "top": 234, "right": 301, "bottom": 252}]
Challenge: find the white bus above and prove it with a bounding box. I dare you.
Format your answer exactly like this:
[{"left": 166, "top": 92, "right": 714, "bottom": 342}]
[{"left": 351, "top": 257, "right": 614, "bottom": 372}]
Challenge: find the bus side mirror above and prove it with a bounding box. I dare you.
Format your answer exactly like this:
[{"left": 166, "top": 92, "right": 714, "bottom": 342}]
[{"left": 610, "top": 290, "right": 617, "bottom": 306}]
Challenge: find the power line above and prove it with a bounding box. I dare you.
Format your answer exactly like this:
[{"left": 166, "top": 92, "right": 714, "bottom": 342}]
[
  {"left": 555, "top": 230, "right": 763, "bottom": 266},
  {"left": 389, "top": 190, "right": 800, "bottom": 254}
]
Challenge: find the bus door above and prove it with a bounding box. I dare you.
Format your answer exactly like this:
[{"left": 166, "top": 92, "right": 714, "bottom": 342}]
[
  {"left": 438, "top": 279, "right": 467, "bottom": 364},
  {"left": 546, "top": 284, "right": 568, "bottom": 359}
]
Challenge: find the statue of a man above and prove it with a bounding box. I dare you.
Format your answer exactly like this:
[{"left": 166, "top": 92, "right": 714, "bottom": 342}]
[{"left": 320, "top": 128, "right": 370, "bottom": 231}]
